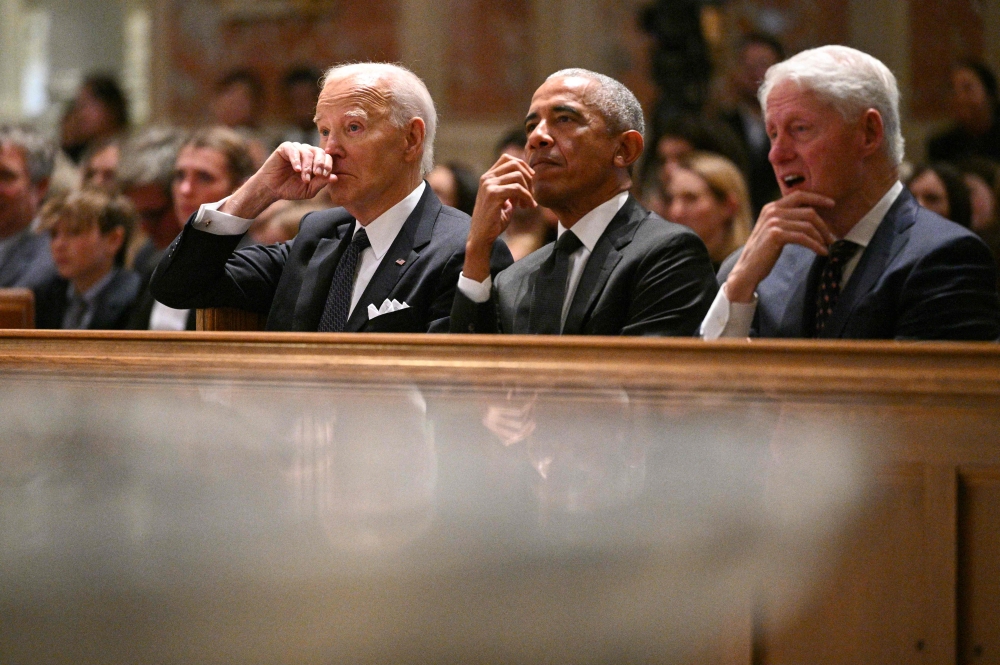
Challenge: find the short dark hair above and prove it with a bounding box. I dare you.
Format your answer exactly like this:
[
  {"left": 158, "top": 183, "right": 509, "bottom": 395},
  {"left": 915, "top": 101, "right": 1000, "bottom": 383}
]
[
  {"left": 495, "top": 127, "right": 528, "bottom": 159},
  {"left": 739, "top": 32, "right": 785, "bottom": 62},
  {"left": 217, "top": 69, "right": 264, "bottom": 103},
  {"left": 282, "top": 65, "right": 322, "bottom": 90},
  {"left": 82, "top": 74, "right": 130, "bottom": 130}
]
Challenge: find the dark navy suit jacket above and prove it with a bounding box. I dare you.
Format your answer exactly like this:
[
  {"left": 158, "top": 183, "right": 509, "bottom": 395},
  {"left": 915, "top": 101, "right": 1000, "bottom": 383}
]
[
  {"left": 151, "top": 185, "right": 511, "bottom": 333},
  {"left": 34, "top": 269, "right": 143, "bottom": 330},
  {"left": 0, "top": 230, "right": 57, "bottom": 289},
  {"left": 717, "top": 188, "right": 1000, "bottom": 340}
]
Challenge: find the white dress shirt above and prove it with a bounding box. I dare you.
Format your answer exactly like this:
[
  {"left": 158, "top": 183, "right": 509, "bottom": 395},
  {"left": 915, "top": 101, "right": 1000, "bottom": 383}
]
[
  {"left": 193, "top": 182, "right": 425, "bottom": 317},
  {"left": 458, "top": 192, "right": 628, "bottom": 330},
  {"left": 700, "top": 181, "right": 904, "bottom": 339}
]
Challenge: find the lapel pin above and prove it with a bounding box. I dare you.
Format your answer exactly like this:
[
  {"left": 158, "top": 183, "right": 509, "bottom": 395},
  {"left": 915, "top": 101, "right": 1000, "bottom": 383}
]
[{"left": 396, "top": 258, "right": 406, "bottom": 266}]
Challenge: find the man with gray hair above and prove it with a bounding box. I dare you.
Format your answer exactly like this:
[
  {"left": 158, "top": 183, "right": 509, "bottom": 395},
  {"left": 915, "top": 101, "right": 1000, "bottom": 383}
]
[
  {"left": 702, "top": 45, "right": 1000, "bottom": 339},
  {"left": 0, "top": 125, "right": 58, "bottom": 289},
  {"left": 152, "top": 62, "right": 510, "bottom": 332},
  {"left": 452, "top": 68, "right": 717, "bottom": 335}
]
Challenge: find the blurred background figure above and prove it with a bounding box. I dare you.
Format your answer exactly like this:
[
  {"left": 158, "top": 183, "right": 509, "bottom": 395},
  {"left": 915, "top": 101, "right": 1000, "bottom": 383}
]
[
  {"left": 172, "top": 126, "right": 256, "bottom": 224},
  {"left": 35, "top": 188, "right": 140, "bottom": 329},
  {"left": 427, "top": 162, "right": 478, "bottom": 215},
  {"left": 117, "top": 127, "right": 184, "bottom": 281},
  {"left": 906, "top": 162, "right": 973, "bottom": 228},
  {"left": 717, "top": 33, "right": 784, "bottom": 215},
  {"left": 210, "top": 69, "right": 270, "bottom": 166},
  {"left": 928, "top": 61, "right": 1000, "bottom": 163},
  {"left": 491, "top": 127, "right": 557, "bottom": 261},
  {"left": 80, "top": 138, "right": 121, "bottom": 192},
  {"left": 129, "top": 126, "right": 257, "bottom": 331},
  {"left": 279, "top": 65, "right": 323, "bottom": 147},
  {"left": 60, "top": 74, "right": 129, "bottom": 165},
  {"left": 0, "top": 125, "right": 58, "bottom": 289},
  {"left": 668, "top": 152, "right": 752, "bottom": 271},
  {"left": 957, "top": 158, "right": 1000, "bottom": 279},
  {"left": 247, "top": 199, "right": 325, "bottom": 246}
]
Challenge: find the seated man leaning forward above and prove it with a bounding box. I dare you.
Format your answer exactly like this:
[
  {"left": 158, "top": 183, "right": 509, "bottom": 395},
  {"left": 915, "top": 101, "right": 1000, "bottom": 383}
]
[
  {"left": 702, "top": 45, "right": 1000, "bottom": 340},
  {"left": 151, "top": 63, "right": 511, "bottom": 332},
  {"left": 452, "top": 69, "right": 718, "bottom": 335}
]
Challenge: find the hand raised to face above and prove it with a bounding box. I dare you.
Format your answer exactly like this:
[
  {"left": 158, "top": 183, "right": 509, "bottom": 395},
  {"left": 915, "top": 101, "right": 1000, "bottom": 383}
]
[
  {"left": 221, "top": 142, "right": 335, "bottom": 219},
  {"left": 461, "top": 154, "right": 538, "bottom": 283},
  {"left": 723, "top": 190, "right": 836, "bottom": 303}
]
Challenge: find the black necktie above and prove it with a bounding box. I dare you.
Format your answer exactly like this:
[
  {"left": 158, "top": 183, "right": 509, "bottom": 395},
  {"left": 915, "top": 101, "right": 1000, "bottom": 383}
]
[
  {"left": 529, "top": 230, "right": 583, "bottom": 334},
  {"left": 814, "top": 239, "right": 860, "bottom": 335},
  {"left": 318, "top": 228, "right": 371, "bottom": 332}
]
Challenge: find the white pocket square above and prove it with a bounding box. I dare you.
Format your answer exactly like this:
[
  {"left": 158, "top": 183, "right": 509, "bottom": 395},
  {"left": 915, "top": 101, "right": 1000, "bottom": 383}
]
[{"left": 367, "top": 298, "right": 410, "bottom": 319}]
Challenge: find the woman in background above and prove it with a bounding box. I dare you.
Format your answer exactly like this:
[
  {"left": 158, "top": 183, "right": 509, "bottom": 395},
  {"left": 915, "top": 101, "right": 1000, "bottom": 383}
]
[
  {"left": 667, "top": 152, "right": 753, "bottom": 271},
  {"left": 906, "top": 162, "right": 973, "bottom": 229}
]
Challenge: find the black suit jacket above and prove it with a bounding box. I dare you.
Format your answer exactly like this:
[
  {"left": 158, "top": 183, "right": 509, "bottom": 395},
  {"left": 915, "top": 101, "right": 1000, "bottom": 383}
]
[
  {"left": 34, "top": 269, "right": 143, "bottom": 330},
  {"left": 0, "top": 229, "right": 57, "bottom": 289},
  {"left": 451, "top": 196, "right": 718, "bottom": 336},
  {"left": 151, "top": 186, "right": 512, "bottom": 333},
  {"left": 717, "top": 189, "right": 1000, "bottom": 340}
]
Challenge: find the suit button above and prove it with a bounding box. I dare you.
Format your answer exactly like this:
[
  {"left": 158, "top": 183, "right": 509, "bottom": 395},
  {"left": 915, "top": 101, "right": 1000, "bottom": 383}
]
[{"left": 468, "top": 324, "right": 475, "bottom": 332}]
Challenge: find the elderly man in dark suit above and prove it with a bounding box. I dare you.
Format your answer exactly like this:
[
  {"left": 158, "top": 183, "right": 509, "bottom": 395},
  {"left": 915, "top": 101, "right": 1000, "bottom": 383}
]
[
  {"left": 152, "top": 63, "right": 509, "bottom": 332},
  {"left": 0, "top": 126, "right": 57, "bottom": 290},
  {"left": 702, "top": 45, "right": 1000, "bottom": 341},
  {"left": 451, "top": 69, "right": 717, "bottom": 336}
]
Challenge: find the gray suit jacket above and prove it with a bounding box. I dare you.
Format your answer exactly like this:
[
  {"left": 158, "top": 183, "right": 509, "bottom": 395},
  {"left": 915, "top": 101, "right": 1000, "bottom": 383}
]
[
  {"left": 0, "top": 229, "right": 57, "bottom": 289},
  {"left": 451, "top": 196, "right": 718, "bottom": 336}
]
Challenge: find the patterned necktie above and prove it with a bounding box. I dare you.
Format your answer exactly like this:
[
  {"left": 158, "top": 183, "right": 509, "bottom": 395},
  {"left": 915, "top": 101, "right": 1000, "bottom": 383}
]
[
  {"left": 317, "top": 228, "right": 371, "bottom": 332},
  {"left": 814, "top": 239, "right": 861, "bottom": 335},
  {"left": 529, "top": 230, "right": 583, "bottom": 334}
]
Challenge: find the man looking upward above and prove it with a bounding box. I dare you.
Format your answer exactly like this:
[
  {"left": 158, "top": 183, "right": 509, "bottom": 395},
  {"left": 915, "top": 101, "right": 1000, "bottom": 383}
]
[
  {"left": 702, "top": 46, "right": 1000, "bottom": 340},
  {"left": 452, "top": 69, "right": 717, "bottom": 335},
  {"left": 152, "top": 63, "right": 508, "bottom": 332}
]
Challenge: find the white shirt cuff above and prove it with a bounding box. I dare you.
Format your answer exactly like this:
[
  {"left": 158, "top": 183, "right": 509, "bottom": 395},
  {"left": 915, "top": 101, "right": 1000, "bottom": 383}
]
[
  {"left": 700, "top": 285, "right": 758, "bottom": 339},
  {"left": 458, "top": 272, "right": 492, "bottom": 303},
  {"left": 192, "top": 197, "right": 253, "bottom": 235}
]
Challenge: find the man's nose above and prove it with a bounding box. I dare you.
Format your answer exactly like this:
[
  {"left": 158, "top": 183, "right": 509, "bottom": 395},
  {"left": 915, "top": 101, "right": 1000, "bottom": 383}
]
[
  {"left": 178, "top": 177, "right": 193, "bottom": 195},
  {"left": 768, "top": 133, "right": 792, "bottom": 165},
  {"left": 527, "top": 121, "right": 552, "bottom": 149}
]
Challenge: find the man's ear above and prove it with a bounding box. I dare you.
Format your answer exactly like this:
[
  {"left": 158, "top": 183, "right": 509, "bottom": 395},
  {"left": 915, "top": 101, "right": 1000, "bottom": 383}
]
[
  {"left": 614, "top": 130, "right": 644, "bottom": 169},
  {"left": 859, "top": 109, "right": 885, "bottom": 158},
  {"left": 403, "top": 117, "right": 426, "bottom": 165}
]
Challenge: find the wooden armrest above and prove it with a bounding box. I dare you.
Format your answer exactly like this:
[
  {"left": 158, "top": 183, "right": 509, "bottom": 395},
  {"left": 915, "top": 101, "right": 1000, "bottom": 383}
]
[
  {"left": 0, "top": 288, "right": 35, "bottom": 328},
  {"left": 196, "top": 307, "right": 266, "bottom": 331}
]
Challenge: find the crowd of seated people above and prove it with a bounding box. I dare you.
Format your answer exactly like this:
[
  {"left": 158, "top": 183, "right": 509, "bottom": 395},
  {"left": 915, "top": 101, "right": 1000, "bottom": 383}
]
[{"left": 2, "top": 41, "right": 1000, "bottom": 340}]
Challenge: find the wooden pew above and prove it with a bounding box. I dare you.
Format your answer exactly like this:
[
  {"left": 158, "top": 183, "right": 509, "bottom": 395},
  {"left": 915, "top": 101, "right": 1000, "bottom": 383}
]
[
  {"left": 0, "top": 288, "right": 35, "bottom": 328},
  {"left": 0, "top": 331, "right": 996, "bottom": 664},
  {"left": 196, "top": 307, "right": 265, "bottom": 331}
]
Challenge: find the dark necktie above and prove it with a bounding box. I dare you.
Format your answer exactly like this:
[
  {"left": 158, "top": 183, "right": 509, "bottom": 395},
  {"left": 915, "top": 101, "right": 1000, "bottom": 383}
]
[
  {"left": 317, "top": 228, "right": 371, "bottom": 332},
  {"left": 529, "top": 230, "right": 583, "bottom": 334},
  {"left": 814, "top": 239, "right": 861, "bottom": 335},
  {"left": 62, "top": 292, "right": 90, "bottom": 329}
]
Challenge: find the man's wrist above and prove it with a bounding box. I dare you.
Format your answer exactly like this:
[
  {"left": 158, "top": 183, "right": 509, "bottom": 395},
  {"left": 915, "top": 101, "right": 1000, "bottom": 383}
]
[
  {"left": 220, "top": 178, "right": 278, "bottom": 219},
  {"left": 722, "top": 273, "right": 757, "bottom": 304},
  {"left": 462, "top": 238, "right": 494, "bottom": 282}
]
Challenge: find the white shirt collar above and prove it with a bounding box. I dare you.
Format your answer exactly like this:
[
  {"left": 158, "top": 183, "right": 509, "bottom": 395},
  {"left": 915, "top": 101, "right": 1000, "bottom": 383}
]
[
  {"left": 843, "top": 181, "right": 904, "bottom": 248},
  {"left": 556, "top": 192, "right": 629, "bottom": 251},
  {"left": 354, "top": 181, "right": 426, "bottom": 259}
]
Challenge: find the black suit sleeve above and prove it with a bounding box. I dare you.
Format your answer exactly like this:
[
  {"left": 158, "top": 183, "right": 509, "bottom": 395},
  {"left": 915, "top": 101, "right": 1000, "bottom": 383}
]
[
  {"left": 895, "top": 235, "right": 1000, "bottom": 341},
  {"left": 150, "top": 223, "right": 289, "bottom": 316},
  {"left": 620, "top": 231, "right": 719, "bottom": 336},
  {"left": 447, "top": 239, "right": 513, "bottom": 334}
]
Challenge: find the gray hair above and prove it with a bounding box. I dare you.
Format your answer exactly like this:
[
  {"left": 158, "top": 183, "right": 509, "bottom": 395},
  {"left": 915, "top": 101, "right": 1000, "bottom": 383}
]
[
  {"left": 758, "top": 45, "right": 905, "bottom": 166},
  {"left": 321, "top": 62, "right": 437, "bottom": 176},
  {"left": 0, "top": 125, "right": 55, "bottom": 184},
  {"left": 547, "top": 68, "right": 646, "bottom": 138},
  {"left": 117, "top": 126, "right": 185, "bottom": 193}
]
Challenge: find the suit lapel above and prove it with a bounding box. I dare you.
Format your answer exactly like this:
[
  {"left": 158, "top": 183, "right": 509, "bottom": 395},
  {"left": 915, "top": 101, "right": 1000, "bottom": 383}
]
[
  {"left": 344, "top": 185, "right": 440, "bottom": 331},
  {"left": 773, "top": 247, "right": 821, "bottom": 337},
  {"left": 821, "top": 191, "right": 914, "bottom": 338},
  {"left": 561, "top": 197, "right": 641, "bottom": 335}
]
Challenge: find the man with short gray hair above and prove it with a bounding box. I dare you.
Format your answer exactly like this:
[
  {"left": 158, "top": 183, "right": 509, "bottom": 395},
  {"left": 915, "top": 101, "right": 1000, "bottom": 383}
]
[
  {"left": 0, "top": 125, "right": 57, "bottom": 289},
  {"left": 152, "top": 62, "right": 510, "bottom": 332},
  {"left": 452, "top": 68, "right": 717, "bottom": 335},
  {"left": 702, "top": 45, "right": 1000, "bottom": 340}
]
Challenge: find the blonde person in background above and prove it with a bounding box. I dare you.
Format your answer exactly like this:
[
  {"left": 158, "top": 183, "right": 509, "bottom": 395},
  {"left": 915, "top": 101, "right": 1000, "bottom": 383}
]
[{"left": 668, "top": 152, "right": 753, "bottom": 271}]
